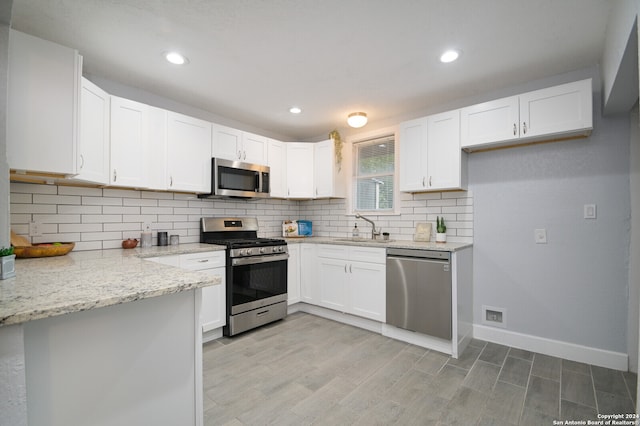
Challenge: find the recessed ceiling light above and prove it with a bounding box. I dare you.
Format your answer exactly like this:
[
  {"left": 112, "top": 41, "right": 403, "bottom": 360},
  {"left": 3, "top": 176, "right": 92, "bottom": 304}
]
[
  {"left": 440, "top": 49, "right": 460, "bottom": 63},
  {"left": 165, "top": 51, "right": 188, "bottom": 65},
  {"left": 289, "top": 106, "right": 302, "bottom": 114}
]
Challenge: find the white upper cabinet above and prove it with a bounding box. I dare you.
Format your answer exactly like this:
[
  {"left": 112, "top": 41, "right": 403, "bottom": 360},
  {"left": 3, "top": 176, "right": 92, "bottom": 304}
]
[
  {"left": 267, "top": 139, "right": 287, "bottom": 198},
  {"left": 519, "top": 79, "right": 593, "bottom": 139},
  {"left": 74, "top": 78, "right": 110, "bottom": 185},
  {"left": 400, "top": 110, "right": 466, "bottom": 192},
  {"left": 426, "top": 110, "right": 465, "bottom": 191},
  {"left": 110, "top": 96, "right": 148, "bottom": 188},
  {"left": 285, "top": 143, "right": 315, "bottom": 198},
  {"left": 461, "top": 78, "right": 593, "bottom": 151},
  {"left": 399, "top": 117, "right": 428, "bottom": 192},
  {"left": 8, "top": 30, "right": 82, "bottom": 175},
  {"left": 241, "top": 132, "right": 269, "bottom": 165},
  {"left": 166, "top": 112, "right": 212, "bottom": 193},
  {"left": 313, "top": 139, "right": 346, "bottom": 199},
  {"left": 212, "top": 125, "right": 268, "bottom": 165},
  {"left": 460, "top": 96, "right": 519, "bottom": 148}
]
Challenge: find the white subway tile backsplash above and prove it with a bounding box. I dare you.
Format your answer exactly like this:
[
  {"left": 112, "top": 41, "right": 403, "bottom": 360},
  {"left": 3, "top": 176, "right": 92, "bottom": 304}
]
[{"left": 10, "top": 183, "right": 473, "bottom": 250}]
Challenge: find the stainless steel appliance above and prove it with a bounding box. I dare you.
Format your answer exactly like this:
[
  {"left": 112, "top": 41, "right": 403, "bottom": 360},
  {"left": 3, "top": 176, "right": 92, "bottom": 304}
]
[
  {"left": 200, "top": 217, "right": 288, "bottom": 336},
  {"left": 386, "top": 248, "right": 452, "bottom": 340},
  {"left": 199, "top": 158, "right": 270, "bottom": 199}
]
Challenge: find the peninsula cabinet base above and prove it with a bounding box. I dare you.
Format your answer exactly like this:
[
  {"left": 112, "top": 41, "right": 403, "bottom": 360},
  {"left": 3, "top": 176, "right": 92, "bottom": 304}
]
[{"left": 23, "top": 289, "right": 203, "bottom": 426}]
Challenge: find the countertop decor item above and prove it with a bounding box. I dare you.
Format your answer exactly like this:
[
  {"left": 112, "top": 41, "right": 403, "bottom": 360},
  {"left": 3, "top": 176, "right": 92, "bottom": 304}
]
[
  {"left": 0, "top": 247, "right": 16, "bottom": 279},
  {"left": 436, "top": 216, "right": 447, "bottom": 243},
  {"left": 414, "top": 223, "right": 432, "bottom": 242},
  {"left": 122, "top": 238, "right": 138, "bottom": 249},
  {"left": 13, "top": 242, "right": 75, "bottom": 258}
]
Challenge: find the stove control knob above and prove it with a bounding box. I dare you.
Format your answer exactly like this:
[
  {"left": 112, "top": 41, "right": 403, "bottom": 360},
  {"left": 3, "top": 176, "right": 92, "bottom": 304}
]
[
  {"left": 246, "top": 248, "right": 253, "bottom": 255},
  {"left": 277, "top": 246, "right": 284, "bottom": 253},
  {"left": 239, "top": 249, "right": 246, "bottom": 256},
  {"left": 259, "top": 247, "right": 266, "bottom": 254}
]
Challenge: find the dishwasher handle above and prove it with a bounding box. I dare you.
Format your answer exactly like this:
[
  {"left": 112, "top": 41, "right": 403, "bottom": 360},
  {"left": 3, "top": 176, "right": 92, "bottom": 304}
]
[{"left": 387, "top": 248, "right": 450, "bottom": 262}]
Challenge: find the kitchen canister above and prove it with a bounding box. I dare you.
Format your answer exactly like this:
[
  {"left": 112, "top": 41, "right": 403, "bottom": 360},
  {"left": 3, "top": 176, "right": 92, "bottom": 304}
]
[
  {"left": 170, "top": 235, "right": 179, "bottom": 245},
  {"left": 140, "top": 228, "right": 152, "bottom": 248},
  {"left": 157, "top": 232, "right": 168, "bottom": 246}
]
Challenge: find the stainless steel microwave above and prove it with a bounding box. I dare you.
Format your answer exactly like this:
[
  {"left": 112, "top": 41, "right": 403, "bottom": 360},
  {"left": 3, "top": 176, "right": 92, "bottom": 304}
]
[{"left": 201, "top": 158, "right": 270, "bottom": 199}]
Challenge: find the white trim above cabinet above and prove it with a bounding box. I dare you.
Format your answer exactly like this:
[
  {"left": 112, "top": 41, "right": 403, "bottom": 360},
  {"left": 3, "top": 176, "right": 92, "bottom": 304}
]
[{"left": 461, "top": 78, "right": 593, "bottom": 151}]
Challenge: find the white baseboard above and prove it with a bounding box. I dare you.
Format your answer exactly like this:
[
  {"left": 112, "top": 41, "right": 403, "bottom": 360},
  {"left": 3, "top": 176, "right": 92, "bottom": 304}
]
[
  {"left": 294, "top": 303, "right": 383, "bottom": 334},
  {"left": 473, "top": 324, "right": 628, "bottom": 371}
]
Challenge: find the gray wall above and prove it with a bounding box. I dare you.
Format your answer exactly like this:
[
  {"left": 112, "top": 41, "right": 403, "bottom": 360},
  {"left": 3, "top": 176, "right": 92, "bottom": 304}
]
[{"left": 468, "top": 82, "right": 631, "bottom": 354}]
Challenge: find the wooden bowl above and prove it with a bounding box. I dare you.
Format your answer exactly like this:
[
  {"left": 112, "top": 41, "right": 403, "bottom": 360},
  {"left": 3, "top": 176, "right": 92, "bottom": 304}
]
[
  {"left": 13, "top": 243, "right": 75, "bottom": 258},
  {"left": 122, "top": 239, "right": 139, "bottom": 249}
]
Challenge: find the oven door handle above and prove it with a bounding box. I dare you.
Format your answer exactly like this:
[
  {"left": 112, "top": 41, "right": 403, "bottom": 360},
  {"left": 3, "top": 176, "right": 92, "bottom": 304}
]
[{"left": 231, "top": 253, "right": 289, "bottom": 266}]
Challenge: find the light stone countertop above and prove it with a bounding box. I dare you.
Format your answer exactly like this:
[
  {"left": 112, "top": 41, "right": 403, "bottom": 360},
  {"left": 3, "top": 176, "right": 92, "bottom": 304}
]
[
  {"left": 0, "top": 243, "right": 225, "bottom": 327},
  {"left": 284, "top": 236, "right": 472, "bottom": 252}
]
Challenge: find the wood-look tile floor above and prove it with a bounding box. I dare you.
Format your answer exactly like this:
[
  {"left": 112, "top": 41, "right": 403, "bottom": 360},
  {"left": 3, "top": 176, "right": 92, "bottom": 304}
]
[{"left": 203, "top": 313, "right": 637, "bottom": 425}]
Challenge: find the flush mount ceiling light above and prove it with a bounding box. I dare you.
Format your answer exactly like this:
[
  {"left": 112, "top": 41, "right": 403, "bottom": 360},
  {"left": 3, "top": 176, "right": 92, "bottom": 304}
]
[
  {"left": 289, "top": 106, "right": 302, "bottom": 114},
  {"left": 440, "top": 49, "right": 460, "bottom": 63},
  {"left": 164, "top": 51, "right": 188, "bottom": 65},
  {"left": 347, "top": 112, "right": 368, "bottom": 128}
]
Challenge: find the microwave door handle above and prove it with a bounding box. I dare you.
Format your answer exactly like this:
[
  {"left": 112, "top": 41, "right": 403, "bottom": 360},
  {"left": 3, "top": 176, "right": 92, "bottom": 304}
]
[{"left": 256, "top": 171, "right": 261, "bottom": 193}]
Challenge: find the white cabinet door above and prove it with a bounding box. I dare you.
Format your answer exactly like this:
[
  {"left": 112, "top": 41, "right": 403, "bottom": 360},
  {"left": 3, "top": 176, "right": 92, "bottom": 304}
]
[
  {"left": 8, "top": 30, "right": 82, "bottom": 175},
  {"left": 426, "top": 110, "right": 463, "bottom": 190},
  {"left": 212, "top": 124, "right": 242, "bottom": 161},
  {"left": 199, "top": 268, "right": 226, "bottom": 332},
  {"left": 75, "top": 78, "right": 110, "bottom": 184},
  {"left": 286, "top": 143, "right": 314, "bottom": 198},
  {"left": 460, "top": 96, "right": 519, "bottom": 148},
  {"left": 167, "top": 112, "right": 212, "bottom": 193},
  {"left": 314, "top": 139, "right": 333, "bottom": 198},
  {"left": 519, "top": 79, "right": 592, "bottom": 139},
  {"left": 317, "top": 257, "right": 348, "bottom": 312},
  {"left": 287, "top": 244, "right": 301, "bottom": 305},
  {"left": 241, "top": 132, "right": 268, "bottom": 165},
  {"left": 268, "top": 139, "right": 287, "bottom": 198},
  {"left": 145, "top": 107, "right": 168, "bottom": 191},
  {"left": 300, "top": 244, "right": 319, "bottom": 304},
  {"left": 399, "top": 117, "right": 428, "bottom": 191},
  {"left": 110, "top": 96, "right": 148, "bottom": 188},
  {"left": 348, "top": 260, "right": 386, "bottom": 322}
]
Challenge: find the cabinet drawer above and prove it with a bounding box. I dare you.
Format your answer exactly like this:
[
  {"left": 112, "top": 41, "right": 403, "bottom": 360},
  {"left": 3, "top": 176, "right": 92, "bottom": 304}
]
[
  {"left": 179, "top": 251, "right": 226, "bottom": 271},
  {"left": 317, "top": 244, "right": 349, "bottom": 259},
  {"left": 348, "top": 246, "right": 386, "bottom": 264}
]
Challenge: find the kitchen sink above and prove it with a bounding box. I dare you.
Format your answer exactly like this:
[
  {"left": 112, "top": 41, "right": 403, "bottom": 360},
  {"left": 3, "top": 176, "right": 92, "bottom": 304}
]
[{"left": 334, "top": 238, "right": 394, "bottom": 243}]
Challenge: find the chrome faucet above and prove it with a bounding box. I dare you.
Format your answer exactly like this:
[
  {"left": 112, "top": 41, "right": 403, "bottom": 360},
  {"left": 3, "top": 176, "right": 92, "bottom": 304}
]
[{"left": 355, "top": 213, "right": 381, "bottom": 240}]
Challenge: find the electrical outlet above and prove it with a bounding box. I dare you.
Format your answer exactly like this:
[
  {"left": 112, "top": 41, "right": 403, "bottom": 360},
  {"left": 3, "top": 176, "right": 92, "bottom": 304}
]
[
  {"left": 584, "top": 204, "right": 597, "bottom": 219},
  {"left": 29, "top": 221, "right": 42, "bottom": 238},
  {"left": 482, "top": 305, "right": 507, "bottom": 328},
  {"left": 534, "top": 228, "right": 547, "bottom": 244}
]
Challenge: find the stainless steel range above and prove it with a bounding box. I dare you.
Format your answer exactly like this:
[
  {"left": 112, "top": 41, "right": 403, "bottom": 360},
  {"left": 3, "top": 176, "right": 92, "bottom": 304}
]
[{"left": 200, "top": 217, "right": 288, "bottom": 336}]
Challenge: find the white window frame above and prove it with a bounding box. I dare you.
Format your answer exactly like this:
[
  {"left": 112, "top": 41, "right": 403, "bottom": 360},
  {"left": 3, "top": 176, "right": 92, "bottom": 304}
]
[{"left": 347, "top": 126, "right": 400, "bottom": 216}]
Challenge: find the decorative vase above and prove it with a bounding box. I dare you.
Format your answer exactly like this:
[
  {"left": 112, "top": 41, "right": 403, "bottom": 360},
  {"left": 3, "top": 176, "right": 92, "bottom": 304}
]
[
  {"left": 435, "top": 233, "right": 447, "bottom": 243},
  {"left": 0, "top": 254, "right": 16, "bottom": 279}
]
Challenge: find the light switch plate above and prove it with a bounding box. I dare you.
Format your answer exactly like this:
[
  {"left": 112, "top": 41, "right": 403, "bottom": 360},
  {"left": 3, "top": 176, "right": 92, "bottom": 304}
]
[
  {"left": 584, "top": 204, "right": 597, "bottom": 219},
  {"left": 534, "top": 228, "right": 547, "bottom": 244}
]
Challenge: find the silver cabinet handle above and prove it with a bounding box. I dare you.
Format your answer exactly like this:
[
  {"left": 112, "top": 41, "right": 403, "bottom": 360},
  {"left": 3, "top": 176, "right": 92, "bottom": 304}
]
[
  {"left": 429, "top": 176, "right": 432, "bottom": 187},
  {"left": 344, "top": 264, "right": 347, "bottom": 273},
  {"left": 79, "top": 154, "right": 84, "bottom": 170},
  {"left": 113, "top": 169, "right": 117, "bottom": 182},
  {"left": 237, "top": 150, "right": 242, "bottom": 159},
  {"left": 243, "top": 150, "right": 247, "bottom": 160},
  {"left": 422, "top": 177, "right": 426, "bottom": 187},
  {"left": 349, "top": 264, "right": 352, "bottom": 273},
  {"left": 170, "top": 176, "right": 173, "bottom": 187},
  {"left": 513, "top": 123, "right": 517, "bottom": 135},
  {"left": 315, "top": 188, "right": 318, "bottom": 196},
  {"left": 522, "top": 122, "right": 527, "bottom": 134},
  {"left": 197, "top": 259, "right": 209, "bottom": 263}
]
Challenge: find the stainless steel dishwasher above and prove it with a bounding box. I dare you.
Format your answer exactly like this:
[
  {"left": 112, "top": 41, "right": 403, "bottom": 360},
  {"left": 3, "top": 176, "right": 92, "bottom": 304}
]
[{"left": 386, "top": 248, "right": 452, "bottom": 340}]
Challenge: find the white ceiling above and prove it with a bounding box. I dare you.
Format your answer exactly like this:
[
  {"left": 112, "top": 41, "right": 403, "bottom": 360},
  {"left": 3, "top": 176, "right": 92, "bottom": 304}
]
[{"left": 10, "top": 0, "right": 612, "bottom": 141}]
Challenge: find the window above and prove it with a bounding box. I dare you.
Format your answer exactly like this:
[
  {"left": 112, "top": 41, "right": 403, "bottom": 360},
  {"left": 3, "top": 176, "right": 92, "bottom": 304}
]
[{"left": 353, "top": 135, "right": 395, "bottom": 212}]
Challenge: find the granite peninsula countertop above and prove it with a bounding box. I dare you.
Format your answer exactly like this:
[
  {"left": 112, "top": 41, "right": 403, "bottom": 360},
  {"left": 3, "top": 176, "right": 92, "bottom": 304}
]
[
  {"left": 0, "top": 243, "right": 226, "bottom": 327},
  {"left": 284, "top": 236, "right": 472, "bottom": 252}
]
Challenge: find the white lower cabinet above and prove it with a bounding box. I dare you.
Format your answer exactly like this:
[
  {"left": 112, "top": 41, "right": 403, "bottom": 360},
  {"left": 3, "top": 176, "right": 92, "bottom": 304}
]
[
  {"left": 146, "top": 251, "right": 226, "bottom": 336},
  {"left": 287, "top": 244, "right": 301, "bottom": 305},
  {"left": 315, "top": 244, "right": 386, "bottom": 322},
  {"left": 299, "top": 244, "right": 319, "bottom": 304}
]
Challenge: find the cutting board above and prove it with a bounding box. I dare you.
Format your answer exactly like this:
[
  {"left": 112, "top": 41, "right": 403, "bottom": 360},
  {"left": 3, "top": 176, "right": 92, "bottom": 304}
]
[{"left": 11, "top": 230, "right": 31, "bottom": 247}]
